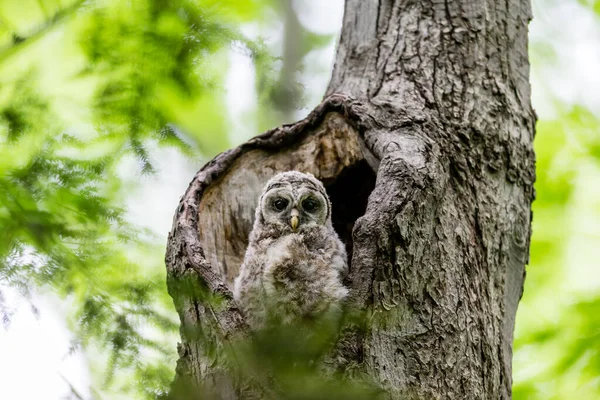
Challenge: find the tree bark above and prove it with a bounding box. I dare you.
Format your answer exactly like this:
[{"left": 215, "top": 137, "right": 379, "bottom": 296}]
[{"left": 165, "top": 1, "right": 535, "bottom": 399}]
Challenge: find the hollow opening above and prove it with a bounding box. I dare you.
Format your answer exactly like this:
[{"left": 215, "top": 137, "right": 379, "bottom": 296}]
[
  {"left": 198, "top": 159, "right": 376, "bottom": 287},
  {"left": 196, "top": 113, "right": 377, "bottom": 286},
  {"left": 324, "top": 160, "right": 376, "bottom": 266}
]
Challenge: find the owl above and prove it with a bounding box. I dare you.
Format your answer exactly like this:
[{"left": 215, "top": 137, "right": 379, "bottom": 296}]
[{"left": 233, "top": 171, "right": 348, "bottom": 329}]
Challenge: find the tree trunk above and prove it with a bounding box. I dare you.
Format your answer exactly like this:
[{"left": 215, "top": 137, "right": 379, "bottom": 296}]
[{"left": 165, "top": 1, "right": 536, "bottom": 399}]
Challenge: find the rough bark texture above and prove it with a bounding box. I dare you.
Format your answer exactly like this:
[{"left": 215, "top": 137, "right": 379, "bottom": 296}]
[{"left": 165, "top": 1, "right": 535, "bottom": 399}]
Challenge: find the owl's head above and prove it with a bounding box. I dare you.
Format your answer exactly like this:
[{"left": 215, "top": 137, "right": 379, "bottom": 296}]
[{"left": 257, "top": 171, "right": 331, "bottom": 233}]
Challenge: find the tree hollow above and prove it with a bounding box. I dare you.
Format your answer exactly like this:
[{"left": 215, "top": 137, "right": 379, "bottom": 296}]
[{"left": 197, "top": 112, "right": 375, "bottom": 286}]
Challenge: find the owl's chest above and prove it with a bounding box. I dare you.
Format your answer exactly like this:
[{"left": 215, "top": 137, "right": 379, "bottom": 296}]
[
  {"left": 261, "top": 234, "right": 331, "bottom": 280},
  {"left": 265, "top": 233, "right": 325, "bottom": 258},
  {"left": 262, "top": 243, "right": 325, "bottom": 295}
]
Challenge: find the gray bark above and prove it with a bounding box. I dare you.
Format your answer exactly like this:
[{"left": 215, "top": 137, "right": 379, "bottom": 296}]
[{"left": 165, "top": 1, "right": 535, "bottom": 399}]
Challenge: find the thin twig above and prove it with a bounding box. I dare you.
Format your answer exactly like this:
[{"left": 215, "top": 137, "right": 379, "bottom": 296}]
[{"left": 0, "top": 0, "right": 85, "bottom": 63}]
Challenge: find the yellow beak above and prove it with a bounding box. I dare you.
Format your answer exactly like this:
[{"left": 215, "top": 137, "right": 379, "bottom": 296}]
[{"left": 290, "top": 215, "right": 299, "bottom": 231}]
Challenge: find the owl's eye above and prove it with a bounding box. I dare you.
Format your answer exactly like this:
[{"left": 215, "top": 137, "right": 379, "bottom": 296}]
[
  {"left": 302, "top": 198, "right": 318, "bottom": 212},
  {"left": 272, "top": 198, "right": 288, "bottom": 211}
]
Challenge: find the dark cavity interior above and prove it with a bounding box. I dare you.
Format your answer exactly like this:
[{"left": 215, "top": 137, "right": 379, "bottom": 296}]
[{"left": 325, "top": 160, "right": 376, "bottom": 266}]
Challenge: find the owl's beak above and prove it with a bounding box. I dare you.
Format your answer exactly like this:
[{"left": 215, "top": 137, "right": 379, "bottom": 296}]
[
  {"left": 290, "top": 209, "right": 300, "bottom": 231},
  {"left": 290, "top": 216, "right": 299, "bottom": 231}
]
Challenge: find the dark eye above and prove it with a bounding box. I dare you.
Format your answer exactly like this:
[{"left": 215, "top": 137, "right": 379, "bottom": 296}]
[
  {"left": 273, "top": 198, "right": 288, "bottom": 211},
  {"left": 302, "top": 198, "right": 318, "bottom": 212}
]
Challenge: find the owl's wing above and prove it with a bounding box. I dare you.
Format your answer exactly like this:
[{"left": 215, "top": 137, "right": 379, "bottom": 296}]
[
  {"left": 233, "top": 244, "right": 270, "bottom": 327},
  {"left": 326, "top": 228, "right": 349, "bottom": 278},
  {"left": 234, "top": 245, "right": 262, "bottom": 300}
]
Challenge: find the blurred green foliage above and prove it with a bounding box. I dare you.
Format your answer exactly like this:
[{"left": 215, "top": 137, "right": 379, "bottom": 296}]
[
  {"left": 510, "top": 2, "right": 600, "bottom": 398},
  {"left": 0, "top": 0, "right": 275, "bottom": 398},
  {"left": 513, "top": 104, "right": 600, "bottom": 399},
  {"left": 579, "top": 0, "right": 600, "bottom": 15},
  {"left": 229, "top": 319, "right": 384, "bottom": 400}
]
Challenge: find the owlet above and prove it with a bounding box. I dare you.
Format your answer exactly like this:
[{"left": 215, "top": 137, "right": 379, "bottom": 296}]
[{"left": 233, "top": 171, "right": 348, "bottom": 329}]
